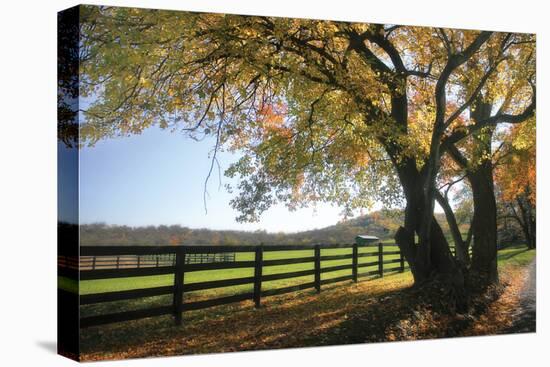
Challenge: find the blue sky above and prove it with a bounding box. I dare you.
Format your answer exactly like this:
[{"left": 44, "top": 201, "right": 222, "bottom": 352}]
[{"left": 79, "top": 126, "right": 348, "bottom": 233}]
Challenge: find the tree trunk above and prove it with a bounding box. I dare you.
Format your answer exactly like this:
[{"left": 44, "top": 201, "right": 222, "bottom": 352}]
[
  {"left": 469, "top": 165, "right": 498, "bottom": 283},
  {"left": 529, "top": 208, "right": 536, "bottom": 249},
  {"left": 394, "top": 161, "right": 463, "bottom": 290},
  {"left": 529, "top": 220, "right": 536, "bottom": 249},
  {"left": 516, "top": 195, "right": 536, "bottom": 249},
  {"left": 382, "top": 87, "right": 463, "bottom": 298},
  {"left": 467, "top": 101, "right": 498, "bottom": 283},
  {"left": 435, "top": 191, "right": 470, "bottom": 264}
]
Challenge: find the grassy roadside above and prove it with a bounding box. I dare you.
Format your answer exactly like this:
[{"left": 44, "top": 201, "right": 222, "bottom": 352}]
[{"left": 79, "top": 245, "right": 535, "bottom": 361}]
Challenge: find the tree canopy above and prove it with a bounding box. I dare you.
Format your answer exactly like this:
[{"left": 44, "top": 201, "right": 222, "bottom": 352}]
[
  {"left": 78, "top": 6, "right": 535, "bottom": 223},
  {"left": 76, "top": 6, "right": 536, "bottom": 287}
]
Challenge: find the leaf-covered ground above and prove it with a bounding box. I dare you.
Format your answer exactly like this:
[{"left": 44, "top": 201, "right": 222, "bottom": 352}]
[{"left": 80, "top": 247, "right": 535, "bottom": 361}]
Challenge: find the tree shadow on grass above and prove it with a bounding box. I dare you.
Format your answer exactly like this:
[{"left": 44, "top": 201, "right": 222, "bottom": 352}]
[
  {"left": 79, "top": 268, "right": 518, "bottom": 361},
  {"left": 79, "top": 276, "right": 417, "bottom": 360},
  {"left": 497, "top": 248, "right": 530, "bottom": 262}
]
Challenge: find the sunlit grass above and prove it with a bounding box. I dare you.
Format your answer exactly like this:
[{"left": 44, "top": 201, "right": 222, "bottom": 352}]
[
  {"left": 60, "top": 244, "right": 534, "bottom": 318},
  {"left": 77, "top": 246, "right": 401, "bottom": 295},
  {"left": 69, "top": 246, "right": 400, "bottom": 317},
  {"left": 77, "top": 245, "right": 535, "bottom": 360},
  {"left": 497, "top": 245, "right": 535, "bottom": 268}
]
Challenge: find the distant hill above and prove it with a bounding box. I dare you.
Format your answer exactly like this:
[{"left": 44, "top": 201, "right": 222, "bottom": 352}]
[{"left": 78, "top": 209, "right": 453, "bottom": 246}]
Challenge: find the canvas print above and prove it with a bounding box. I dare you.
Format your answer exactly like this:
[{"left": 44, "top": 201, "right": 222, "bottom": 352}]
[{"left": 57, "top": 5, "right": 536, "bottom": 362}]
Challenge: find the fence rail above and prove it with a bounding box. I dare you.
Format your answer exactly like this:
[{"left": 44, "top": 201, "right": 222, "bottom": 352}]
[
  {"left": 449, "top": 245, "right": 474, "bottom": 258},
  {"left": 63, "top": 242, "right": 410, "bottom": 328},
  {"left": 72, "top": 252, "right": 236, "bottom": 270}
]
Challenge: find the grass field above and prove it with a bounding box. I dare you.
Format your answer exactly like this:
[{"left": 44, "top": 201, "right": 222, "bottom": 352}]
[
  {"left": 59, "top": 244, "right": 534, "bottom": 319},
  {"left": 77, "top": 245, "right": 535, "bottom": 360},
  {"left": 70, "top": 246, "right": 402, "bottom": 318}
]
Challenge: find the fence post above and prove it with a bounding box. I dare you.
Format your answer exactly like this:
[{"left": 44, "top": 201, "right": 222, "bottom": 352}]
[
  {"left": 156, "top": 255, "right": 159, "bottom": 267},
  {"left": 378, "top": 241, "right": 383, "bottom": 277},
  {"left": 116, "top": 256, "right": 120, "bottom": 269},
  {"left": 92, "top": 256, "right": 96, "bottom": 270},
  {"left": 314, "top": 245, "right": 321, "bottom": 293},
  {"left": 137, "top": 255, "right": 141, "bottom": 268},
  {"left": 399, "top": 248, "right": 405, "bottom": 273},
  {"left": 173, "top": 247, "right": 186, "bottom": 326},
  {"left": 253, "top": 245, "right": 264, "bottom": 308},
  {"left": 352, "top": 243, "right": 358, "bottom": 282}
]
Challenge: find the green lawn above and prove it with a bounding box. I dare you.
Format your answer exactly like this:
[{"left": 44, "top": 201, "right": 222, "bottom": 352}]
[
  {"left": 66, "top": 246, "right": 401, "bottom": 317},
  {"left": 78, "top": 246, "right": 401, "bottom": 295},
  {"left": 77, "top": 244, "right": 535, "bottom": 360},
  {"left": 60, "top": 244, "right": 534, "bottom": 318},
  {"left": 497, "top": 245, "right": 535, "bottom": 267}
]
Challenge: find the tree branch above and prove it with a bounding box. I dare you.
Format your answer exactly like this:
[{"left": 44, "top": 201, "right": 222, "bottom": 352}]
[
  {"left": 442, "top": 91, "right": 536, "bottom": 149},
  {"left": 365, "top": 25, "right": 407, "bottom": 73},
  {"left": 444, "top": 60, "right": 502, "bottom": 129},
  {"left": 435, "top": 31, "right": 493, "bottom": 130}
]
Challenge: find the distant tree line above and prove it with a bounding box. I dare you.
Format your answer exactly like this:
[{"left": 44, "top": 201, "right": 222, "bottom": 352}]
[{"left": 71, "top": 210, "right": 526, "bottom": 247}]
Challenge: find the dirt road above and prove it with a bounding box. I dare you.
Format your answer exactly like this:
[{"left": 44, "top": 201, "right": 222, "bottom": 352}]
[{"left": 505, "top": 258, "right": 536, "bottom": 333}]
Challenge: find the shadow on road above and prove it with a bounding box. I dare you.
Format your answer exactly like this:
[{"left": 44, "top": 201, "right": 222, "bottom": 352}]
[{"left": 501, "top": 258, "right": 536, "bottom": 334}]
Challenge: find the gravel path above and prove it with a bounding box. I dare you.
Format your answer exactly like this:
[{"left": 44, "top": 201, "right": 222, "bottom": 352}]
[{"left": 505, "top": 258, "right": 536, "bottom": 333}]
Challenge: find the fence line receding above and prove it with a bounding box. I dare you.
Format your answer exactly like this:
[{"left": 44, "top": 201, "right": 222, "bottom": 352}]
[{"left": 60, "top": 242, "right": 410, "bottom": 328}]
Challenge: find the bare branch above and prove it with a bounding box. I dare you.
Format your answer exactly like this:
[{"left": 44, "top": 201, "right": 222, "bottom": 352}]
[
  {"left": 438, "top": 173, "right": 468, "bottom": 197},
  {"left": 203, "top": 84, "right": 226, "bottom": 214},
  {"left": 182, "top": 82, "right": 224, "bottom": 132}
]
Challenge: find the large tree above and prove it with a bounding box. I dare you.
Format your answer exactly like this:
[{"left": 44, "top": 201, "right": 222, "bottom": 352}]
[{"left": 78, "top": 6, "right": 535, "bottom": 293}]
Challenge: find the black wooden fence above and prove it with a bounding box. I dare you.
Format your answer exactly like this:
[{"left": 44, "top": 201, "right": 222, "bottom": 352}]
[{"left": 69, "top": 242, "right": 409, "bottom": 328}]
